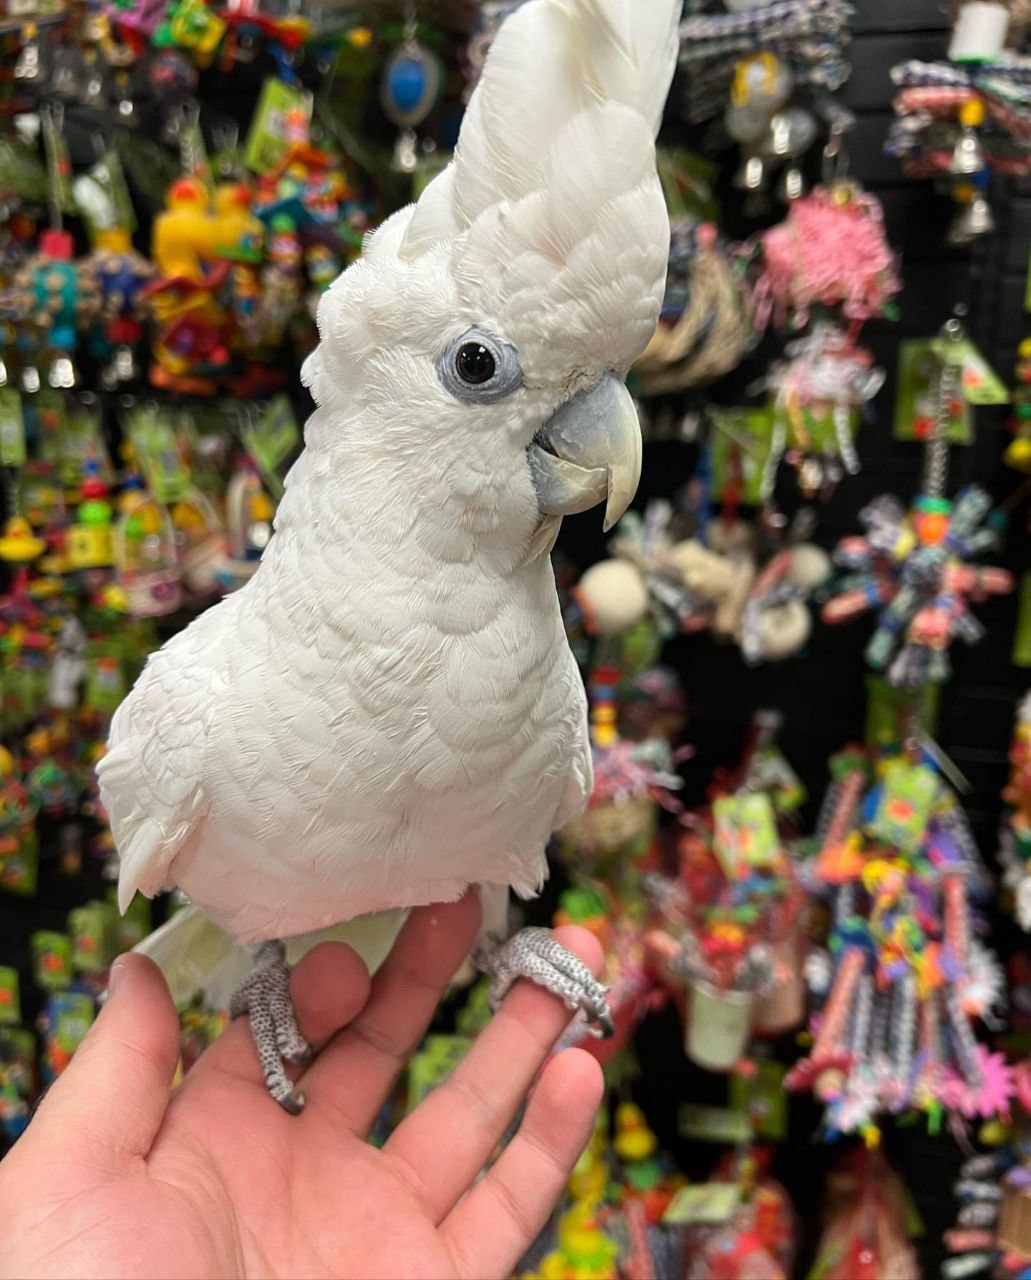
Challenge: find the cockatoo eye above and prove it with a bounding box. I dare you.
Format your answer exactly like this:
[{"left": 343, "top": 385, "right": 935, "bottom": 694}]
[
  {"left": 456, "top": 343, "right": 495, "bottom": 384},
  {"left": 436, "top": 327, "right": 522, "bottom": 405}
]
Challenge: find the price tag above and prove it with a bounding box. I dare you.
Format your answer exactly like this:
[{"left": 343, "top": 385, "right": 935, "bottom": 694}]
[
  {"left": 0, "top": 387, "right": 25, "bottom": 466},
  {"left": 60, "top": 398, "right": 111, "bottom": 487},
  {"left": 678, "top": 1102, "right": 751, "bottom": 1144},
  {"left": 31, "top": 931, "right": 73, "bottom": 992},
  {"left": 244, "top": 79, "right": 313, "bottom": 175},
  {"left": 663, "top": 1183, "right": 741, "bottom": 1226},
  {"left": 1014, "top": 572, "right": 1031, "bottom": 668},
  {"left": 869, "top": 760, "right": 939, "bottom": 853},
  {"left": 0, "top": 966, "right": 21, "bottom": 1025},
  {"left": 713, "top": 791, "right": 779, "bottom": 871},
  {"left": 128, "top": 406, "right": 190, "bottom": 504},
  {"left": 51, "top": 992, "right": 96, "bottom": 1055},
  {"left": 895, "top": 341, "right": 971, "bottom": 443},
  {"left": 709, "top": 407, "right": 775, "bottom": 504},
  {"left": 242, "top": 396, "right": 300, "bottom": 498},
  {"left": 930, "top": 337, "right": 1008, "bottom": 406},
  {"left": 729, "top": 1059, "right": 788, "bottom": 1139}
]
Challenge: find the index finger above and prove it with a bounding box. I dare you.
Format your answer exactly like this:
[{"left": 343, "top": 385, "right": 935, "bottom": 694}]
[
  {"left": 384, "top": 924, "right": 603, "bottom": 1221},
  {"left": 298, "top": 892, "right": 482, "bottom": 1134}
]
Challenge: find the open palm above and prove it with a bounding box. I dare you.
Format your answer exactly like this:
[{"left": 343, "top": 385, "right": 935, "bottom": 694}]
[{"left": 0, "top": 895, "right": 603, "bottom": 1279}]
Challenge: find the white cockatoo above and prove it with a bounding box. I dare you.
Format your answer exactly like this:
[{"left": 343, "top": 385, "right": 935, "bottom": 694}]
[{"left": 98, "top": 0, "right": 680, "bottom": 1112}]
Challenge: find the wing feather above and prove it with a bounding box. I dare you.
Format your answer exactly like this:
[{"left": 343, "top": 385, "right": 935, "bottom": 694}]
[{"left": 97, "top": 603, "right": 234, "bottom": 912}]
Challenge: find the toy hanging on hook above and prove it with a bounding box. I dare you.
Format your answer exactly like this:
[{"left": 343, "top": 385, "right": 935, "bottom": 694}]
[
  {"left": 381, "top": 2, "right": 442, "bottom": 174},
  {"left": 750, "top": 151, "right": 901, "bottom": 332},
  {"left": 822, "top": 316, "right": 1013, "bottom": 687},
  {"left": 11, "top": 106, "right": 100, "bottom": 390},
  {"left": 758, "top": 321, "right": 885, "bottom": 501},
  {"left": 679, "top": 1, "right": 853, "bottom": 214},
  {"left": 886, "top": 2, "right": 1031, "bottom": 248}
]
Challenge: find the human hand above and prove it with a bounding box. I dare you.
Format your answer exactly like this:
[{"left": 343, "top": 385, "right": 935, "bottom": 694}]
[{"left": 0, "top": 895, "right": 604, "bottom": 1279}]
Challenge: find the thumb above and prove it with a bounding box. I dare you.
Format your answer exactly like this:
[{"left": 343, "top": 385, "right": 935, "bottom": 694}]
[{"left": 32, "top": 953, "right": 180, "bottom": 1165}]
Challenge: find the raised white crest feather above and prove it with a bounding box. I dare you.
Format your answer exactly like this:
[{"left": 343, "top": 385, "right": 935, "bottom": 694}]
[{"left": 402, "top": 0, "right": 679, "bottom": 256}]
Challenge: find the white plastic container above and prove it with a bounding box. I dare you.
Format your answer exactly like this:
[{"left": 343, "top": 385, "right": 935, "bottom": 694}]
[
  {"left": 949, "top": 2, "right": 1010, "bottom": 61},
  {"left": 685, "top": 978, "right": 754, "bottom": 1071}
]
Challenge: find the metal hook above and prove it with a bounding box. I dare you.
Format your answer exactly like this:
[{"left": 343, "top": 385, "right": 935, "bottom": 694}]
[
  {"left": 940, "top": 302, "right": 968, "bottom": 344},
  {"left": 403, "top": 0, "right": 418, "bottom": 50},
  {"left": 821, "top": 118, "right": 849, "bottom": 186}
]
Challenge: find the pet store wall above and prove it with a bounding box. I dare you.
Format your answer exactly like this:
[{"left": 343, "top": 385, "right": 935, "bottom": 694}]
[{"left": 0, "top": 0, "right": 1030, "bottom": 1277}]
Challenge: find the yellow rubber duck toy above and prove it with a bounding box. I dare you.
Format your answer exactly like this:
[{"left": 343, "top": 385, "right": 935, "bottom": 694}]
[
  {"left": 0, "top": 516, "right": 46, "bottom": 566},
  {"left": 211, "top": 184, "right": 264, "bottom": 264},
  {"left": 613, "top": 1102, "right": 657, "bottom": 1164},
  {"left": 568, "top": 1143, "right": 608, "bottom": 1205},
  {"left": 153, "top": 177, "right": 214, "bottom": 283},
  {"left": 528, "top": 1202, "right": 618, "bottom": 1280}
]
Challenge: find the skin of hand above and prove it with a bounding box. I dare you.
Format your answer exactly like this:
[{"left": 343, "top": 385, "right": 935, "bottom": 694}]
[{"left": 0, "top": 894, "right": 605, "bottom": 1280}]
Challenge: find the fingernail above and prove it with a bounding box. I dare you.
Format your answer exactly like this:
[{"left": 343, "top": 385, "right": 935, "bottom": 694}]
[{"left": 108, "top": 954, "right": 130, "bottom": 998}]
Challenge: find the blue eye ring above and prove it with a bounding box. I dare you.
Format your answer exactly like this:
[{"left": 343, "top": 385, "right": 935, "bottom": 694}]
[{"left": 436, "top": 327, "right": 522, "bottom": 405}]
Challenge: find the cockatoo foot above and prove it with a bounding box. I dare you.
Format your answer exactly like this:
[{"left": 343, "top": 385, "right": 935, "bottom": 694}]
[
  {"left": 475, "top": 927, "right": 614, "bottom": 1038},
  {"left": 229, "top": 940, "right": 312, "bottom": 1114}
]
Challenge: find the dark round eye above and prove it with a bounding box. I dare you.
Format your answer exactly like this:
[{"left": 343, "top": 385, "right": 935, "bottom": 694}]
[
  {"left": 436, "top": 327, "right": 522, "bottom": 404},
  {"left": 455, "top": 342, "right": 496, "bottom": 385}
]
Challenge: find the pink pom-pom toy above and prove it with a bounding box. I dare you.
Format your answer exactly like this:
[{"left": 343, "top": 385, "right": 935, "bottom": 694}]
[{"left": 754, "top": 184, "right": 901, "bottom": 329}]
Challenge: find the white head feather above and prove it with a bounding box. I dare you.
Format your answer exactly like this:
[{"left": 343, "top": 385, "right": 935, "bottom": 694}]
[{"left": 304, "top": 0, "right": 678, "bottom": 411}]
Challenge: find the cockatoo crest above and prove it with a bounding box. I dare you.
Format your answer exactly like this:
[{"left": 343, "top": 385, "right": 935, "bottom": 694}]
[{"left": 305, "top": 0, "right": 678, "bottom": 409}]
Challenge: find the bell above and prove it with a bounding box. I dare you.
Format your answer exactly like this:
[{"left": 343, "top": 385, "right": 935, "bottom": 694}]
[
  {"left": 950, "top": 126, "right": 984, "bottom": 176},
  {"left": 392, "top": 128, "right": 419, "bottom": 174},
  {"left": 14, "top": 32, "right": 43, "bottom": 82},
  {"left": 733, "top": 153, "right": 767, "bottom": 192},
  {"left": 767, "top": 112, "right": 792, "bottom": 158},
  {"left": 778, "top": 165, "right": 806, "bottom": 202},
  {"left": 947, "top": 193, "right": 995, "bottom": 245},
  {"left": 48, "top": 355, "right": 76, "bottom": 390}
]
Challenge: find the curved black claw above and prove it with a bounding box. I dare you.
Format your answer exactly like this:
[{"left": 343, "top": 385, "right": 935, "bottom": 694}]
[
  {"left": 476, "top": 926, "right": 613, "bottom": 1038},
  {"left": 279, "top": 1090, "right": 306, "bottom": 1117},
  {"left": 230, "top": 940, "right": 312, "bottom": 1115}
]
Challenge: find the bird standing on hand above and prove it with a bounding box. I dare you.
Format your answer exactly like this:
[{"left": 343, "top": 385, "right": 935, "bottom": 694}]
[{"left": 98, "top": 0, "right": 681, "bottom": 1113}]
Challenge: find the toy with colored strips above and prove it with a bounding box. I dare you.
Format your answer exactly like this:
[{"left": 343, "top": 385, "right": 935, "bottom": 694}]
[
  {"left": 644, "top": 716, "right": 808, "bottom": 1069},
  {"left": 886, "top": 50, "right": 1031, "bottom": 244},
  {"left": 1001, "top": 691, "right": 1031, "bottom": 930},
  {"left": 822, "top": 485, "right": 1013, "bottom": 687},
  {"left": 822, "top": 319, "right": 1013, "bottom": 688},
  {"left": 789, "top": 747, "right": 1012, "bottom": 1142}
]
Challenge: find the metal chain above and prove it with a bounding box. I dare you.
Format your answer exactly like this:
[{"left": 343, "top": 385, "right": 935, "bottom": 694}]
[{"left": 924, "top": 315, "right": 965, "bottom": 499}]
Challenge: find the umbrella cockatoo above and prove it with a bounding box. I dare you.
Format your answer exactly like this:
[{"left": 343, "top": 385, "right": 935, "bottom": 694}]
[{"left": 98, "top": 0, "right": 680, "bottom": 1112}]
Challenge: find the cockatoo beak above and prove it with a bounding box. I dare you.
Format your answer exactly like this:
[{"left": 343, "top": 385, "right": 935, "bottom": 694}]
[{"left": 528, "top": 375, "right": 643, "bottom": 533}]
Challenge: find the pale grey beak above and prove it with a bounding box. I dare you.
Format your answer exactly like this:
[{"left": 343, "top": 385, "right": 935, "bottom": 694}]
[{"left": 527, "top": 374, "right": 643, "bottom": 533}]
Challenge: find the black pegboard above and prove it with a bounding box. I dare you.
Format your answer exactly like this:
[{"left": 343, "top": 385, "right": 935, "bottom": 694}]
[
  {"left": 1, "top": 3, "right": 1027, "bottom": 1271},
  {"left": 557, "top": 4, "right": 1028, "bottom": 1274}
]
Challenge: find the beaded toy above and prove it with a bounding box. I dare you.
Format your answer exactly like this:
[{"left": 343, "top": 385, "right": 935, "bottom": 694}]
[
  {"left": 822, "top": 318, "right": 1013, "bottom": 688},
  {"left": 788, "top": 747, "right": 1012, "bottom": 1142}
]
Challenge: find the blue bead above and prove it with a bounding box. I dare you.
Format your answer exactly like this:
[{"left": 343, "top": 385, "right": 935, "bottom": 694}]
[{"left": 387, "top": 57, "right": 428, "bottom": 115}]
